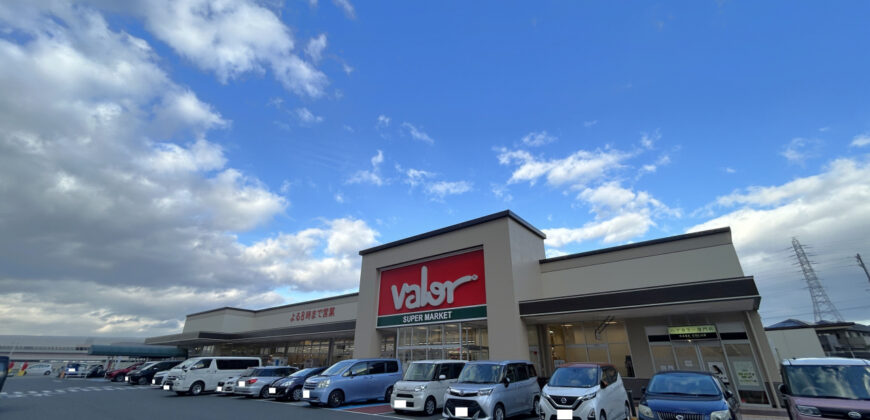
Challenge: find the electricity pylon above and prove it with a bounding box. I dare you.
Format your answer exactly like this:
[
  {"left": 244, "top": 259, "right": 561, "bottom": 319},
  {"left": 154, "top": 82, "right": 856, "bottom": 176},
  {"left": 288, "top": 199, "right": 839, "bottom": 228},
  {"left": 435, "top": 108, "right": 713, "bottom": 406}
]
[{"left": 792, "top": 237, "right": 844, "bottom": 323}]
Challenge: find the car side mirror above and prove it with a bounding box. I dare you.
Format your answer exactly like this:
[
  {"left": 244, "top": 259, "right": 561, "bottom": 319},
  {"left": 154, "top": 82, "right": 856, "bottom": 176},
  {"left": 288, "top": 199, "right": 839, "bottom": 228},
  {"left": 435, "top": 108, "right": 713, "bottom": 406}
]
[
  {"left": 502, "top": 377, "right": 510, "bottom": 388},
  {"left": 600, "top": 380, "right": 608, "bottom": 389},
  {"left": 778, "top": 384, "right": 789, "bottom": 395},
  {"left": 641, "top": 386, "right": 646, "bottom": 394},
  {"left": 725, "top": 390, "right": 734, "bottom": 399},
  {"left": 439, "top": 374, "right": 446, "bottom": 380}
]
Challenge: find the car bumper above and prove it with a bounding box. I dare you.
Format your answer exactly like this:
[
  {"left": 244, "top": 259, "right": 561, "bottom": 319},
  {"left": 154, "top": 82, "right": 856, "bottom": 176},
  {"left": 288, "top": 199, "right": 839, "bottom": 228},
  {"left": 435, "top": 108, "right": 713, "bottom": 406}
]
[
  {"left": 391, "top": 390, "right": 426, "bottom": 412},
  {"left": 267, "top": 385, "right": 289, "bottom": 398},
  {"left": 234, "top": 385, "right": 260, "bottom": 395},
  {"left": 443, "top": 397, "right": 492, "bottom": 419},
  {"left": 302, "top": 387, "right": 328, "bottom": 404},
  {"left": 540, "top": 397, "right": 596, "bottom": 420}
]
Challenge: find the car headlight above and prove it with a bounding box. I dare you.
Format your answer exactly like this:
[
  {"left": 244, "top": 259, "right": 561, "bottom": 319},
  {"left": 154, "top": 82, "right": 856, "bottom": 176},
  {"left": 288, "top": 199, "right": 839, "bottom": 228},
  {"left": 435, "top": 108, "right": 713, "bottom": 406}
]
[
  {"left": 711, "top": 410, "right": 732, "bottom": 420},
  {"left": 478, "top": 387, "right": 494, "bottom": 396},
  {"left": 317, "top": 379, "right": 330, "bottom": 388},
  {"left": 796, "top": 406, "right": 822, "bottom": 417},
  {"left": 638, "top": 404, "right": 653, "bottom": 418},
  {"left": 579, "top": 392, "right": 597, "bottom": 402},
  {"left": 413, "top": 384, "right": 427, "bottom": 392}
]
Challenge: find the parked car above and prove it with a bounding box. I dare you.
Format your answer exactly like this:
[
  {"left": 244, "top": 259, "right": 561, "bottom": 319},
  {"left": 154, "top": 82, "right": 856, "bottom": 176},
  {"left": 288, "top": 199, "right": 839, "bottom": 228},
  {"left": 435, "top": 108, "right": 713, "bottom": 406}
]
[
  {"left": 124, "top": 362, "right": 158, "bottom": 383},
  {"left": 62, "top": 362, "right": 89, "bottom": 378},
  {"left": 217, "top": 373, "right": 245, "bottom": 395},
  {"left": 303, "top": 358, "right": 402, "bottom": 407},
  {"left": 105, "top": 361, "right": 145, "bottom": 382},
  {"left": 0, "top": 356, "right": 8, "bottom": 394},
  {"left": 86, "top": 364, "right": 105, "bottom": 378},
  {"left": 391, "top": 360, "right": 466, "bottom": 416},
  {"left": 233, "top": 366, "right": 297, "bottom": 398},
  {"left": 778, "top": 357, "right": 870, "bottom": 420},
  {"left": 638, "top": 371, "right": 740, "bottom": 420},
  {"left": 540, "top": 362, "right": 630, "bottom": 420},
  {"left": 24, "top": 363, "right": 53, "bottom": 376},
  {"left": 266, "top": 367, "right": 326, "bottom": 401},
  {"left": 126, "top": 360, "right": 181, "bottom": 385},
  {"left": 443, "top": 360, "right": 540, "bottom": 420},
  {"left": 151, "top": 370, "right": 170, "bottom": 387},
  {"left": 163, "top": 356, "right": 261, "bottom": 396}
]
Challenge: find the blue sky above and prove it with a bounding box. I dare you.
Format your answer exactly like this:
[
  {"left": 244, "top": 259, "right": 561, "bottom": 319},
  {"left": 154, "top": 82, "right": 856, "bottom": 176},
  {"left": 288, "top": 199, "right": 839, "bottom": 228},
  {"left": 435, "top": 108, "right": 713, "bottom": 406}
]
[{"left": 0, "top": 0, "right": 868, "bottom": 336}]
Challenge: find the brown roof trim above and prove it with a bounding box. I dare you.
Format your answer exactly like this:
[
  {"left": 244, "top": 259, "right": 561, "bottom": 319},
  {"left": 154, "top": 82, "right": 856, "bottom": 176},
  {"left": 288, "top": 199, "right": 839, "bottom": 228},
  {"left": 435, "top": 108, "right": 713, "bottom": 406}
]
[
  {"left": 186, "top": 292, "right": 359, "bottom": 318},
  {"left": 359, "top": 210, "right": 546, "bottom": 256},
  {"left": 539, "top": 227, "right": 732, "bottom": 264}
]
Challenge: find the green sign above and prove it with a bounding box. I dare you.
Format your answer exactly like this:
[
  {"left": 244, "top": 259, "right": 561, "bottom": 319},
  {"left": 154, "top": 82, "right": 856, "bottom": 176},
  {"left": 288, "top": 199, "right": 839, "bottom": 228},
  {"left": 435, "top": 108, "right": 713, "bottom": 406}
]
[
  {"left": 668, "top": 325, "right": 718, "bottom": 340},
  {"left": 377, "top": 305, "right": 487, "bottom": 327}
]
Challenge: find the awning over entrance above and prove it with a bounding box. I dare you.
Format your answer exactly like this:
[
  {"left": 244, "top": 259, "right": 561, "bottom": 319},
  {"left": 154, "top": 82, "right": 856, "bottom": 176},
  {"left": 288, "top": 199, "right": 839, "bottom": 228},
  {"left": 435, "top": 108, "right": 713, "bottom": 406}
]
[
  {"left": 88, "top": 344, "right": 187, "bottom": 358},
  {"left": 145, "top": 320, "right": 356, "bottom": 346}
]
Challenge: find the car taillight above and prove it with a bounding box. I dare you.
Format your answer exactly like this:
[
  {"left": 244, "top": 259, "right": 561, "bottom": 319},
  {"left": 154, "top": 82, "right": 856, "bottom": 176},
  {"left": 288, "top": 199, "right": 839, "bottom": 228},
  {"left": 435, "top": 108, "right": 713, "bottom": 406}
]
[{"left": 247, "top": 379, "right": 257, "bottom": 385}]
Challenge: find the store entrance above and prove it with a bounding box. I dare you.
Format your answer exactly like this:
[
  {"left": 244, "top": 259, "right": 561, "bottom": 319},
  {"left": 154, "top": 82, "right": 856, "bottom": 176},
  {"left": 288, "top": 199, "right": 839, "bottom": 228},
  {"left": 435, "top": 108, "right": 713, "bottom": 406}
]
[
  {"left": 672, "top": 342, "right": 730, "bottom": 387},
  {"left": 394, "top": 320, "right": 488, "bottom": 367}
]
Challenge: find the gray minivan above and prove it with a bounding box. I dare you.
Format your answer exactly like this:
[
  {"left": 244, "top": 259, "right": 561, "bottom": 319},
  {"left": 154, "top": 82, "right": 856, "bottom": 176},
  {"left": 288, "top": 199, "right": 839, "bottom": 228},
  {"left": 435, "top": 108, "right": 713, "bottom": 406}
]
[{"left": 443, "top": 360, "right": 540, "bottom": 420}]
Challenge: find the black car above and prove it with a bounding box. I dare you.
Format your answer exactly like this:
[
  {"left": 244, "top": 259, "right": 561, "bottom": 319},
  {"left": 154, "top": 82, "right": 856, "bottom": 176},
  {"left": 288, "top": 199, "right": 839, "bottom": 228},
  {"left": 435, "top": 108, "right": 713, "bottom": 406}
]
[
  {"left": 0, "top": 356, "right": 9, "bottom": 394},
  {"left": 638, "top": 371, "right": 741, "bottom": 420},
  {"left": 86, "top": 365, "right": 106, "bottom": 378},
  {"left": 126, "top": 360, "right": 181, "bottom": 385},
  {"left": 266, "top": 367, "right": 326, "bottom": 401}
]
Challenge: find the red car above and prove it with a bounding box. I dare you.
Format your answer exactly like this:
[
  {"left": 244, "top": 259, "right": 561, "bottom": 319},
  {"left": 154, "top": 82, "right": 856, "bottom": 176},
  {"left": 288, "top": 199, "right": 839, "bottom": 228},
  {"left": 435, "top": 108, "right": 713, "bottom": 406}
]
[{"left": 105, "top": 362, "right": 145, "bottom": 382}]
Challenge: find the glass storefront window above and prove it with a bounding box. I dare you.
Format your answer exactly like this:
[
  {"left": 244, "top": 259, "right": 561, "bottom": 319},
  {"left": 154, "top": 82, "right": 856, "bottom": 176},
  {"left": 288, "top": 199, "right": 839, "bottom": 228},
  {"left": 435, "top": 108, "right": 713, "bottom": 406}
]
[
  {"left": 546, "top": 321, "right": 631, "bottom": 375},
  {"left": 724, "top": 342, "right": 770, "bottom": 405},
  {"left": 395, "top": 321, "right": 487, "bottom": 363}
]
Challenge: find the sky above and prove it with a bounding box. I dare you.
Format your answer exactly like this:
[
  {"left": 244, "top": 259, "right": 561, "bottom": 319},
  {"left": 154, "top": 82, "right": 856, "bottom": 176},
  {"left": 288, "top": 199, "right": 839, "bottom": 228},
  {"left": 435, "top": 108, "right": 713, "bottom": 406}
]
[{"left": 0, "top": 0, "right": 869, "bottom": 337}]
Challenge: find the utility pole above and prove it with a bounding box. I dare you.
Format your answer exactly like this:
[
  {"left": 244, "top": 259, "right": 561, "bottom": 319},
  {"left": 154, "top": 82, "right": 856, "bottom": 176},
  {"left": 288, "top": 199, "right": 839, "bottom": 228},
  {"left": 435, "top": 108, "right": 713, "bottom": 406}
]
[
  {"left": 792, "top": 237, "right": 845, "bottom": 323},
  {"left": 858, "top": 254, "right": 870, "bottom": 285}
]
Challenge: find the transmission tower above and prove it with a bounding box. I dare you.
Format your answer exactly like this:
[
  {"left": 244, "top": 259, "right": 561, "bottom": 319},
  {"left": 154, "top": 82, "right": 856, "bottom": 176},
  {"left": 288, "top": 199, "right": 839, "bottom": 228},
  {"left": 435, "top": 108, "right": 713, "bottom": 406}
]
[
  {"left": 858, "top": 254, "right": 870, "bottom": 285},
  {"left": 792, "top": 237, "right": 844, "bottom": 323}
]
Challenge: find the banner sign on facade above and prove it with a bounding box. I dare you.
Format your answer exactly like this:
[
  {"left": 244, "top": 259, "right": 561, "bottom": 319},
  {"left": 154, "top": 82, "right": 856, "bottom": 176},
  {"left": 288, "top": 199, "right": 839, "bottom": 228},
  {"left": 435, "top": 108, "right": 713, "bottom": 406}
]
[
  {"left": 668, "top": 325, "right": 718, "bottom": 340},
  {"left": 377, "top": 249, "right": 486, "bottom": 327}
]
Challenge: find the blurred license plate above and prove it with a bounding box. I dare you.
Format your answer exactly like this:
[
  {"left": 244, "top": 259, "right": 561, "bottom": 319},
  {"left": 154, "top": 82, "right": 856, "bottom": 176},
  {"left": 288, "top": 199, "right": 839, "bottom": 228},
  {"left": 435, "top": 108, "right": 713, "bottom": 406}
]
[
  {"left": 268, "top": 387, "right": 277, "bottom": 394},
  {"left": 456, "top": 407, "right": 468, "bottom": 417},
  {"left": 558, "top": 409, "right": 573, "bottom": 420},
  {"left": 125, "top": 376, "right": 129, "bottom": 381},
  {"left": 303, "top": 389, "right": 310, "bottom": 398},
  {"left": 394, "top": 400, "right": 406, "bottom": 408},
  {"left": 163, "top": 384, "right": 170, "bottom": 390},
  {"left": 238, "top": 381, "right": 245, "bottom": 387},
  {"left": 216, "top": 386, "right": 223, "bottom": 392}
]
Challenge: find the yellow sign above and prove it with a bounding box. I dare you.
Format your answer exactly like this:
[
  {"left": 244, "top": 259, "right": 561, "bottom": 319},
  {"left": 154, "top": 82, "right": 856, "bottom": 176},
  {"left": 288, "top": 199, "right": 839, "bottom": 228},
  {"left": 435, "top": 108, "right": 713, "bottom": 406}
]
[{"left": 668, "top": 325, "right": 716, "bottom": 335}]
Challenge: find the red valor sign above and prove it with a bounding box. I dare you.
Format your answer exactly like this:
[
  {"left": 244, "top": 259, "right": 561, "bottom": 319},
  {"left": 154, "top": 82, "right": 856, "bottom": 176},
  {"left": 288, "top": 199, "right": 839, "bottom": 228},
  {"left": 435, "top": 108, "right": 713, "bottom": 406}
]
[{"left": 377, "top": 249, "right": 486, "bottom": 326}]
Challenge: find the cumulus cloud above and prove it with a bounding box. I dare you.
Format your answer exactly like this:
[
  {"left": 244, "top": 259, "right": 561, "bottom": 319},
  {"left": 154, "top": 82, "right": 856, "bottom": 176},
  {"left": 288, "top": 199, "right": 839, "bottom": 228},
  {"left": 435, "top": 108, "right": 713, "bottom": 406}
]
[
  {"left": 426, "top": 181, "right": 473, "bottom": 200},
  {"left": 640, "top": 129, "right": 660, "bottom": 149},
  {"left": 852, "top": 133, "right": 870, "bottom": 148},
  {"left": 347, "top": 150, "right": 386, "bottom": 186},
  {"left": 402, "top": 122, "right": 435, "bottom": 144},
  {"left": 332, "top": 0, "right": 356, "bottom": 19},
  {"left": 0, "top": 2, "right": 374, "bottom": 336},
  {"left": 688, "top": 158, "right": 870, "bottom": 323},
  {"left": 521, "top": 131, "right": 557, "bottom": 147},
  {"left": 496, "top": 147, "right": 631, "bottom": 187},
  {"left": 295, "top": 107, "right": 324, "bottom": 125},
  {"left": 781, "top": 137, "right": 823, "bottom": 165},
  {"left": 305, "top": 33, "right": 327, "bottom": 63}
]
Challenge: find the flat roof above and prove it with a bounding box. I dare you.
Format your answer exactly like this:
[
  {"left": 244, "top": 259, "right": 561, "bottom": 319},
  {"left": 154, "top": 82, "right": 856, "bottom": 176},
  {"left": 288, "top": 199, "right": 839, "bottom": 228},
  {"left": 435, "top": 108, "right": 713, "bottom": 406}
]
[
  {"left": 539, "top": 227, "right": 731, "bottom": 264},
  {"left": 186, "top": 292, "right": 359, "bottom": 318},
  {"left": 782, "top": 357, "right": 869, "bottom": 366},
  {"left": 359, "top": 210, "right": 545, "bottom": 256}
]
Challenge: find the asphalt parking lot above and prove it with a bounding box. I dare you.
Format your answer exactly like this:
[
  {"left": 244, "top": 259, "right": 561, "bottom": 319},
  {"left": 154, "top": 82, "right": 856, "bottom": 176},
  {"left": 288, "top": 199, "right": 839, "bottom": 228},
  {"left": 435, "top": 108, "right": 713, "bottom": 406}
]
[{"left": 0, "top": 375, "right": 540, "bottom": 420}]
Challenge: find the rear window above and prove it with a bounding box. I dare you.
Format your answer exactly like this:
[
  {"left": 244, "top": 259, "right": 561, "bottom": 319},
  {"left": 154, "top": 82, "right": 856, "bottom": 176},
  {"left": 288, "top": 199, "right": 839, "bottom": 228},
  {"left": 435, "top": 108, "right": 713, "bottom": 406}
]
[{"left": 386, "top": 360, "right": 399, "bottom": 373}]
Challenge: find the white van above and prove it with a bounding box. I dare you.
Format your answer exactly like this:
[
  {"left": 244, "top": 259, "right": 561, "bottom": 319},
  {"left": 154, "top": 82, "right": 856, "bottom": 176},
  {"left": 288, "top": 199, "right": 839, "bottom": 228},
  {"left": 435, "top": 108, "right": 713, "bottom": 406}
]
[{"left": 163, "top": 357, "right": 261, "bottom": 396}]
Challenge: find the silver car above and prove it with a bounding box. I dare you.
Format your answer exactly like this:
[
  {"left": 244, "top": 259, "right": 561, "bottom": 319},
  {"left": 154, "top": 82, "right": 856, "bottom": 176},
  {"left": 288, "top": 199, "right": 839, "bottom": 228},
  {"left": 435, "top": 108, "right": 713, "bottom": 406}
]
[
  {"left": 392, "top": 360, "right": 466, "bottom": 416},
  {"left": 233, "top": 366, "right": 297, "bottom": 398},
  {"left": 217, "top": 372, "right": 247, "bottom": 395},
  {"left": 444, "top": 360, "right": 540, "bottom": 420}
]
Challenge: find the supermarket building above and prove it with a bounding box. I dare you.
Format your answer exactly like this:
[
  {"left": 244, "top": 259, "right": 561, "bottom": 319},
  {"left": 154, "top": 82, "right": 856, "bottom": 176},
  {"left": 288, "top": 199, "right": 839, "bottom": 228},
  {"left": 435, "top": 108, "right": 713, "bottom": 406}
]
[{"left": 147, "top": 210, "right": 780, "bottom": 407}]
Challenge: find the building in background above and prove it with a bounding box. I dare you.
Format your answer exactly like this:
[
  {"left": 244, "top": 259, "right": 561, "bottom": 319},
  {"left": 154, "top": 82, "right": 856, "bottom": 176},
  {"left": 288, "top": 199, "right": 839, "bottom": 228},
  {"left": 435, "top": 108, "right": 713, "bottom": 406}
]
[{"left": 766, "top": 319, "right": 870, "bottom": 360}]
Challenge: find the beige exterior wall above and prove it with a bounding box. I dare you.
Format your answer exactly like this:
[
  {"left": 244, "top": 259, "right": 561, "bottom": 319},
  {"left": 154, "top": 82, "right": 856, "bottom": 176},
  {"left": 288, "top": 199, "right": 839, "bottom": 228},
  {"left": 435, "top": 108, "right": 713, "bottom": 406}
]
[
  {"left": 354, "top": 216, "right": 542, "bottom": 360},
  {"left": 767, "top": 328, "right": 825, "bottom": 361},
  {"left": 540, "top": 232, "right": 744, "bottom": 299},
  {"left": 183, "top": 309, "right": 255, "bottom": 333}
]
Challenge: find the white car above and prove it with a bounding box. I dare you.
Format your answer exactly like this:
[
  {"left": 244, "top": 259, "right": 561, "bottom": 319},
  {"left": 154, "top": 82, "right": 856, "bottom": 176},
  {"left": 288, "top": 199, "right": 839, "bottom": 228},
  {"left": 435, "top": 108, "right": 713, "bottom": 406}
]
[
  {"left": 24, "top": 363, "right": 53, "bottom": 376},
  {"left": 391, "top": 360, "right": 466, "bottom": 416},
  {"left": 539, "top": 363, "right": 631, "bottom": 420},
  {"left": 163, "top": 357, "right": 261, "bottom": 396}
]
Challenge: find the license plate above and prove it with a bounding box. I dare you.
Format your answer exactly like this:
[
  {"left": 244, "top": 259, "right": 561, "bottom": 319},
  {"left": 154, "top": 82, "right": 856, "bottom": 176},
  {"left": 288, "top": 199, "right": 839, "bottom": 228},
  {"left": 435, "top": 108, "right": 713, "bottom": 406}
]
[
  {"left": 238, "top": 381, "right": 245, "bottom": 387},
  {"left": 456, "top": 406, "right": 468, "bottom": 417},
  {"left": 557, "top": 409, "right": 573, "bottom": 420},
  {"left": 68, "top": 368, "right": 75, "bottom": 372},
  {"left": 216, "top": 386, "right": 223, "bottom": 392},
  {"left": 269, "top": 387, "right": 277, "bottom": 394},
  {"left": 394, "top": 400, "right": 407, "bottom": 408},
  {"left": 163, "top": 384, "right": 170, "bottom": 391},
  {"left": 125, "top": 376, "right": 129, "bottom": 382},
  {"left": 303, "top": 389, "right": 310, "bottom": 399}
]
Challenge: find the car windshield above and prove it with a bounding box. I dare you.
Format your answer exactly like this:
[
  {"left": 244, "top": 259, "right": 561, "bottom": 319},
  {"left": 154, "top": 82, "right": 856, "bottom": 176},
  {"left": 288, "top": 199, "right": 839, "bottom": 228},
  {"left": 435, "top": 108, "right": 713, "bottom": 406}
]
[
  {"left": 138, "top": 362, "right": 158, "bottom": 370},
  {"left": 549, "top": 366, "right": 600, "bottom": 388},
  {"left": 404, "top": 363, "right": 437, "bottom": 381},
  {"left": 290, "top": 368, "right": 318, "bottom": 378},
  {"left": 323, "top": 360, "right": 354, "bottom": 376},
  {"left": 457, "top": 364, "right": 502, "bottom": 384},
  {"left": 176, "top": 359, "right": 197, "bottom": 369},
  {"left": 784, "top": 365, "right": 870, "bottom": 400},
  {"left": 647, "top": 373, "right": 721, "bottom": 397}
]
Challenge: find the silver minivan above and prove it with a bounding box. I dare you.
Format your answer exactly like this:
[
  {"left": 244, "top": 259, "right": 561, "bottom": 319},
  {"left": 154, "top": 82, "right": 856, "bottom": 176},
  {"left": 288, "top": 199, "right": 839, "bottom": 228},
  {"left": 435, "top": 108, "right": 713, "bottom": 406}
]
[
  {"left": 444, "top": 360, "right": 540, "bottom": 420},
  {"left": 391, "top": 360, "right": 466, "bottom": 416}
]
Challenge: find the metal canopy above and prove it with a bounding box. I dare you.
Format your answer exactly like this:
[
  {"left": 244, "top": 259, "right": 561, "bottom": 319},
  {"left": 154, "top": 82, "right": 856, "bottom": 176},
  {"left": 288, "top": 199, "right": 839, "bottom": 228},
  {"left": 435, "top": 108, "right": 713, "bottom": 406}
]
[{"left": 88, "top": 344, "right": 187, "bottom": 358}]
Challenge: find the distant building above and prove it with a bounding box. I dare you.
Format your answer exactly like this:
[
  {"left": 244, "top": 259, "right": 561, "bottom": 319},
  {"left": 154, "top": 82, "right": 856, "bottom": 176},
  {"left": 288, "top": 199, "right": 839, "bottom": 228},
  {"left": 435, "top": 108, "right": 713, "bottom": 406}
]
[
  {"left": 0, "top": 335, "right": 144, "bottom": 363},
  {"left": 765, "top": 319, "right": 870, "bottom": 360}
]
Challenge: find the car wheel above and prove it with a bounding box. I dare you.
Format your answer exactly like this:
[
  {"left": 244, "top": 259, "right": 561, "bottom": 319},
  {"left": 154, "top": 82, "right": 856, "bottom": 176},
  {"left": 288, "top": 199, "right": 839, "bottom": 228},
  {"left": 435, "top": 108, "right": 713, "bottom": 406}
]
[
  {"left": 423, "top": 396, "right": 437, "bottom": 416},
  {"left": 625, "top": 402, "right": 631, "bottom": 420},
  {"left": 189, "top": 381, "right": 204, "bottom": 396},
  {"left": 44, "top": 370, "right": 51, "bottom": 376},
  {"left": 531, "top": 395, "right": 540, "bottom": 415},
  {"left": 291, "top": 386, "right": 303, "bottom": 402},
  {"left": 113, "top": 375, "right": 123, "bottom": 382},
  {"left": 259, "top": 386, "right": 270, "bottom": 399},
  {"left": 327, "top": 390, "right": 344, "bottom": 408},
  {"left": 493, "top": 404, "right": 506, "bottom": 420},
  {"left": 601, "top": 410, "right": 607, "bottom": 420},
  {"left": 384, "top": 386, "right": 393, "bottom": 402},
  {"left": 138, "top": 377, "right": 149, "bottom": 385}
]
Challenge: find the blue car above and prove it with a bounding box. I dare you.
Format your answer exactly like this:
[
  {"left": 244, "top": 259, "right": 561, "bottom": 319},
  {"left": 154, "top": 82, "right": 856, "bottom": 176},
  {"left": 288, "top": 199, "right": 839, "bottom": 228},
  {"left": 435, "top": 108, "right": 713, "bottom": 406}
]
[
  {"left": 303, "top": 358, "right": 402, "bottom": 407},
  {"left": 638, "top": 371, "right": 741, "bottom": 420}
]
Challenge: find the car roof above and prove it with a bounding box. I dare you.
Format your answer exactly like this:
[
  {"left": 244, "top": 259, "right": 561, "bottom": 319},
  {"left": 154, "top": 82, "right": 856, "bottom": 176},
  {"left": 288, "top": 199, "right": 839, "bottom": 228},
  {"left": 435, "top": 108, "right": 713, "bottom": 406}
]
[
  {"left": 558, "top": 362, "right": 612, "bottom": 369},
  {"left": 652, "top": 370, "right": 715, "bottom": 377},
  {"left": 408, "top": 360, "right": 467, "bottom": 364},
  {"left": 465, "top": 360, "right": 532, "bottom": 365},
  {"left": 255, "top": 365, "right": 293, "bottom": 369},
  {"left": 782, "top": 357, "right": 870, "bottom": 366}
]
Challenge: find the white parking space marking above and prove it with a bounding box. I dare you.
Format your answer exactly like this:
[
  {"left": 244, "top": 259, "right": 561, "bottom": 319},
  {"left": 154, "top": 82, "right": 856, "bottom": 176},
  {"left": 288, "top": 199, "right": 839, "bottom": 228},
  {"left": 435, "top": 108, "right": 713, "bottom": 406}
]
[{"left": 0, "top": 386, "right": 148, "bottom": 399}]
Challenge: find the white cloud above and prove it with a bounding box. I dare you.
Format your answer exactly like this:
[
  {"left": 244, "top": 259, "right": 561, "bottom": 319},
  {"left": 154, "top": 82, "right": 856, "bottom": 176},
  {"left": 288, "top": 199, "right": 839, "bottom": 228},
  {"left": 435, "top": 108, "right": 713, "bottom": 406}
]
[
  {"left": 402, "top": 122, "right": 435, "bottom": 144},
  {"left": 377, "top": 114, "right": 391, "bottom": 128},
  {"left": 689, "top": 158, "right": 870, "bottom": 324},
  {"left": 426, "top": 181, "right": 473, "bottom": 199},
  {"left": 781, "top": 137, "right": 822, "bottom": 164},
  {"left": 334, "top": 193, "right": 344, "bottom": 203},
  {"left": 404, "top": 168, "right": 435, "bottom": 187},
  {"left": 725, "top": 167, "right": 736, "bottom": 174},
  {"left": 851, "top": 133, "right": 870, "bottom": 148},
  {"left": 347, "top": 150, "right": 386, "bottom": 186},
  {"left": 545, "top": 212, "right": 654, "bottom": 247},
  {"left": 521, "top": 131, "right": 557, "bottom": 147},
  {"left": 584, "top": 120, "right": 598, "bottom": 128},
  {"left": 295, "top": 107, "right": 324, "bottom": 124},
  {"left": 332, "top": 0, "right": 356, "bottom": 19},
  {"left": 342, "top": 63, "right": 354, "bottom": 75},
  {"left": 497, "top": 147, "right": 630, "bottom": 187},
  {"left": 491, "top": 183, "right": 513, "bottom": 202},
  {"left": 305, "top": 34, "right": 327, "bottom": 63},
  {"left": 641, "top": 129, "right": 661, "bottom": 149}
]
